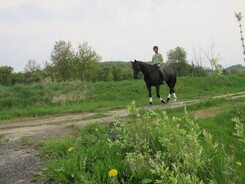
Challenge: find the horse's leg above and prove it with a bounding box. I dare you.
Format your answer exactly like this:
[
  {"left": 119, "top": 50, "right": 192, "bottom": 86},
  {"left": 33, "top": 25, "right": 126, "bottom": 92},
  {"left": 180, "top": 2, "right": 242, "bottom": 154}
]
[
  {"left": 172, "top": 88, "right": 177, "bottom": 102},
  {"left": 166, "top": 83, "right": 174, "bottom": 103},
  {"left": 172, "top": 77, "right": 177, "bottom": 102},
  {"left": 156, "top": 85, "right": 165, "bottom": 104},
  {"left": 167, "top": 87, "right": 177, "bottom": 102},
  {"left": 166, "top": 89, "right": 171, "bottom": 103},
  {"left": 170, "top": 88, "right": 177, "bottom": 102},
  {"left": 147, "top": 85, "right": 153, "bottom": 105}
]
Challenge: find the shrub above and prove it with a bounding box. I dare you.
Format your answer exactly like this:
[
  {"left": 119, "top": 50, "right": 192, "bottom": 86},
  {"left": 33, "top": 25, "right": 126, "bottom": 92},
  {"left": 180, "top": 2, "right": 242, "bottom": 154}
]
[{"left": 39, "top": 102, "right": 243, "bottom": 183}]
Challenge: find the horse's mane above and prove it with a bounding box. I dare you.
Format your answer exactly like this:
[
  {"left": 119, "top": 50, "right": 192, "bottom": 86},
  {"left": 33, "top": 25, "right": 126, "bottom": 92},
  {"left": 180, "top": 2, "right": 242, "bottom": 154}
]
[
  {"left": 135, "top": 60, "right": 175, "bottom": 74},
  {"left": 134, "top": 60, "right": 154, "bottom": 68}
]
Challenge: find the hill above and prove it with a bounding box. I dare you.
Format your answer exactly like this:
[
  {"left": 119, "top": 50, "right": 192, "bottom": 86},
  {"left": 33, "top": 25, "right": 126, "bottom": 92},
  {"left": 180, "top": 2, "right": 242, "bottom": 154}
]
[{"left": 0, "top": 71, "right": 245, "bottom": 120}]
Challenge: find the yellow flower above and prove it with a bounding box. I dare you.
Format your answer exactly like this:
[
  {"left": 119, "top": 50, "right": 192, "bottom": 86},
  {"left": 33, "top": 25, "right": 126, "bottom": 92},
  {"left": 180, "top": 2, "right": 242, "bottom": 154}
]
[
  {"left": 236, "top": 161, "right": 242, "bottom": 166},
  {"left": 108, "top": 169, "right": 118, "bottom": 177},
  {"left": 95, "top": 128, "right": 99, "bottom": 132},
  {"left": 68, "top": 147, "right": 74, "bottom": 153}
]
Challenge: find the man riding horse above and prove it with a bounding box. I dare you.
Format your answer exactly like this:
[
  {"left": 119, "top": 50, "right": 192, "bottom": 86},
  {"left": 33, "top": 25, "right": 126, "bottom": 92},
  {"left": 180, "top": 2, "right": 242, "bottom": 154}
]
[
  {"left": 131, "top": 45, "right": 177, "bottom": 104},
  {"left": 152, "top": 46, "right": 165, "bottom": 84}
]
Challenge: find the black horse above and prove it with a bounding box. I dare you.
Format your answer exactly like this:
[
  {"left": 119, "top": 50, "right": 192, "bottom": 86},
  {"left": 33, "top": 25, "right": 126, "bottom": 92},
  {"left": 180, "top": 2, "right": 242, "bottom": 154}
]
[{"left": 131, "top": 60, "right": 177, "bottom": 104}]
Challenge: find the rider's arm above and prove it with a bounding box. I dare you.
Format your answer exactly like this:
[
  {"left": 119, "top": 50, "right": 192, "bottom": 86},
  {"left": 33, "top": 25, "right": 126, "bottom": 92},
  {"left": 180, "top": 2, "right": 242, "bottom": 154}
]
[{"left": 159, "top": 53, "right": 163, "bottom": 64}]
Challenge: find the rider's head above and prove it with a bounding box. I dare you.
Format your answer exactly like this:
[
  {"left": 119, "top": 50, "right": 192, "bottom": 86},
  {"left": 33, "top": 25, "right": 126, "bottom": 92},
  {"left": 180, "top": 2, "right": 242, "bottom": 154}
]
[{"left": 153, "top": 46, "right": 158, "bottom": 53}]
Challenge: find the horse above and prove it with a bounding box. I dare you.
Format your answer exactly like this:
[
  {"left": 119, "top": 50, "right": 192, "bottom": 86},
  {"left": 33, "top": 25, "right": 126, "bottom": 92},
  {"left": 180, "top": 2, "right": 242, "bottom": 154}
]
[{"left": 131, "top": 60, "right": 177, "bottom": 105}]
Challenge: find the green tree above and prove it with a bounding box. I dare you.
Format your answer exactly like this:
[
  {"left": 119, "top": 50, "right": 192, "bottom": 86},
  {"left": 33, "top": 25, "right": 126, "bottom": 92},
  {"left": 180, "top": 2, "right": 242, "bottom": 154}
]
[
  {"left": 0, "top": 66, "right": 13, "bottom": 85},
  {"left": 50, "top": 40, "right": 75, "bottom": 81},
  {"left": 167, "top": 47, "right": 191, "bottom": 76},
  {"left": 24, "top": 59, "right": 43, "bottom": 83},
  {"left": 24, "top": 59, "right": 41, "bottom": 73},
  {"left": 167, "top": 46, "right": 187, "bottom": 63},
  {"left": 75, "top": 42, "right": 101, "bottom": 81},
  {"left": 11, "top": 72, "right": 25, "bottom": 85},
  {"left": 100, "top": 66, "right": 113, "bottom": 81},
  {"left": 47, "top": 41, "right": 101, "bottom": 82}
]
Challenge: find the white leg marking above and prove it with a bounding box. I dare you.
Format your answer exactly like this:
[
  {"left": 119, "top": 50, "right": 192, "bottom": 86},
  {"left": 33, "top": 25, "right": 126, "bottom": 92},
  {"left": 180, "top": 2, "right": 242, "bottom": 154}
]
[
  {"left": 160, "top": 97, "right": 163, "bottom": 102},
  {"left": 167, "top": 93, "right": 171, "bottom": 99},
  {"left": 173, "top": 93, "right": 177, "bottom": 102},
  {"left": 150, "top": 97, "right": 153, "bottom": 103}
]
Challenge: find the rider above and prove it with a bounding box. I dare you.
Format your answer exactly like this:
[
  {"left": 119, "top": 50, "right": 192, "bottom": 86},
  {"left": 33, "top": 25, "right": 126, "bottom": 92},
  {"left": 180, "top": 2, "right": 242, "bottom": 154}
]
[{"left": 152, "top": 46, "right": 165, "bottom": 84}]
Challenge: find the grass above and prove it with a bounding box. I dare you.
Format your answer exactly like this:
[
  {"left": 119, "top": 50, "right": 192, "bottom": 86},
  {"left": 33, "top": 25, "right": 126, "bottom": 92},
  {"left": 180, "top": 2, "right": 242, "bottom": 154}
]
[
  {"left": 20, "top": 136, "right": 32, "bottom": 146},
  {"left": 149, "top": 97, "right": 245, "bottom": 182},
  {"left": 0, "top": 71, "right": 244, "bottom": 120},
  {"left": 79, "top": 113, "right": 109, "bottom": 121},
  {"left": 39, "top": 98, "right": 245, "bottom": 183},
  {"left": 0, "top": 134, "right": 5, "bottom": 142}
]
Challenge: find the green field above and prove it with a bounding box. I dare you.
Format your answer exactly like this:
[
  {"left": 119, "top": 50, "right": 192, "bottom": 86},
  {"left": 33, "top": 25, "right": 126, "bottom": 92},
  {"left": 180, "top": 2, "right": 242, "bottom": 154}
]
[
  {"left": 0, "top": 71, "right": 245, "bottom": 120},
  {"left": 0, "top": 71, "right": 244, "bottom": 183}
]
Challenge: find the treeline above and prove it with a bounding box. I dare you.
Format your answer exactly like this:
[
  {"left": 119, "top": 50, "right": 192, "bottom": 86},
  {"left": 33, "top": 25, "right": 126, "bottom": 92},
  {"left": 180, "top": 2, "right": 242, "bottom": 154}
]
[{"left": 0, "top": 41, "right": 209, "bottom": 86}]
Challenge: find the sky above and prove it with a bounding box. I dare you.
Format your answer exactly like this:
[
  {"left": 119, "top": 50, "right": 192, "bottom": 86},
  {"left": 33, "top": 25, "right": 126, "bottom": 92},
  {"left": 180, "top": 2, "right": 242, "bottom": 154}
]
[{"left": 0, "top": 0, "right": 245, "bottom": 72}]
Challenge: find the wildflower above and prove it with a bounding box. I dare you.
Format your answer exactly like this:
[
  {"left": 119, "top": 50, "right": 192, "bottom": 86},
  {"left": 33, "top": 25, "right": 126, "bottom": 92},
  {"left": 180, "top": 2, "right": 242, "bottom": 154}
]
[
  {"left": 68, "top": 147, "right": 74, "bottom": 153},
  {"left": 236, "top": 161, "right": 242, "bottom": 166},
  {"left": 108, "top": 169, "right": 118, "bottom": 177},
  {"left": 95, "top": 128, "right": 99, "bottom": 132}
]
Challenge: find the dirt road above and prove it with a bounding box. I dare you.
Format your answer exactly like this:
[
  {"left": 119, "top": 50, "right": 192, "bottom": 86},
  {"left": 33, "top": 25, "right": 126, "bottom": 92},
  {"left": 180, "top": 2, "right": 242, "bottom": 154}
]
[{"left": 0, "top": 91, "right": 245, "bottom": 184}]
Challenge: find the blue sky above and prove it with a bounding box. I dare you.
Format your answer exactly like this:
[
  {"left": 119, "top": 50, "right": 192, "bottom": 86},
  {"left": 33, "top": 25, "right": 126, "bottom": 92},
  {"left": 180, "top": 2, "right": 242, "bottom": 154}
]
[{"left": 0, "top": 0, "right": 245, "bottom": 72}]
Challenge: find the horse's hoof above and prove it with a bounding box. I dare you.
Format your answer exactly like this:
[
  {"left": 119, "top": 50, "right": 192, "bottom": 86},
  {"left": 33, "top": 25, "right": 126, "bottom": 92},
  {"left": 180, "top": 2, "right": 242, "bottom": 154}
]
[
  {"left": 149, "top": 102, "right": 153, "bottom": 105},
  {"left": 161, "top": 100, "right": 166, "bottom": 104}
]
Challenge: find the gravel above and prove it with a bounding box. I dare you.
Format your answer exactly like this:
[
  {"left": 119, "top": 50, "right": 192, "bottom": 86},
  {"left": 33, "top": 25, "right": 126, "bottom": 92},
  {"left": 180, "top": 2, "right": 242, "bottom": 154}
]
[{"left": 0, "top": 140, "right": 43, "bottom": 184}]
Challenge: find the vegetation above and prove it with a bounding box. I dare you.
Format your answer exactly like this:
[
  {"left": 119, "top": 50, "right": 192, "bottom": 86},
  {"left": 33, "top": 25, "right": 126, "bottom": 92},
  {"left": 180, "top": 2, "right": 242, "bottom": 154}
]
[
  {"left": 39, "top": 101, "right": 245, "bottom": 184},
  {"left": 0, "top": 66, "right": 14, "bottom": 85},
  {"left": 44, "top": 41, "right": 101, "bottom": 82},
  {"left": 235, "top": 12, "right": 245, "bottom": 62},
  {"left": 166, "top": 46, "right": 208, "bottom": 77},
  {"left": 0, "top": 40, "right": 211, "bottom": 86},
  {"left": 0, "top": 70, "right": 245, "bottom": 120},
  {"left": 0, "top": 9, "right": 244, "bottom": 184}
]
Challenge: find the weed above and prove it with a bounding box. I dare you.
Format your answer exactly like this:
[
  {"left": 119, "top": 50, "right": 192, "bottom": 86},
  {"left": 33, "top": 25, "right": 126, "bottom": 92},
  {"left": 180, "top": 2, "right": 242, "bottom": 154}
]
[
  {"left": 20, "top": 136, "right": 32, "bottom": 146},
  {"left": 0, "top": 134, "right": 8, "bottom": 142},
  {"left": 39, "top": 102, "right": 244, "bottom": 183}
]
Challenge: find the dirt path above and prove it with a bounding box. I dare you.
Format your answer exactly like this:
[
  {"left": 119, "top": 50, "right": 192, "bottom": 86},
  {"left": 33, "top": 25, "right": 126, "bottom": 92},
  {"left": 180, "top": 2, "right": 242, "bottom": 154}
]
[{"left": 0, "top": 91, "right": 245, "bottom": 184}]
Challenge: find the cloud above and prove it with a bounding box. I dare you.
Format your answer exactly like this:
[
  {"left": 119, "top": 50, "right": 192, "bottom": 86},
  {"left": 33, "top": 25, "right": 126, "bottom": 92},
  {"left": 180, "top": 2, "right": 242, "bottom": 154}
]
[
  {"left": 0, "top": 0, "right": 245, "bottom": 71},
  {"left": 0, "top": 0, "right": 22, "bottom": 9}
]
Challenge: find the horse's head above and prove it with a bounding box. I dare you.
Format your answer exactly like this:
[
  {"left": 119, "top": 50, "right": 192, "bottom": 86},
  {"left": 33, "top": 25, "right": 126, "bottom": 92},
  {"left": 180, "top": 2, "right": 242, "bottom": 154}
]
[{"left": 131, "top": 60, "right": 141, "bottom": 79}]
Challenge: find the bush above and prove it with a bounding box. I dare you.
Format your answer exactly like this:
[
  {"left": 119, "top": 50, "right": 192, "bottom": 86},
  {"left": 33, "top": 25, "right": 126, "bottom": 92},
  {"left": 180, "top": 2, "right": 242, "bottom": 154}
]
[{"left": 39, "top": 102, "right": 242, "bottom": 183}]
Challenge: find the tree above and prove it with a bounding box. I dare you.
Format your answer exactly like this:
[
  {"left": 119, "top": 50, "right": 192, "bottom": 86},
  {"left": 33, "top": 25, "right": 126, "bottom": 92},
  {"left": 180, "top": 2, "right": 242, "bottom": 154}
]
[
  {"left": 75, "top": 42, "right": 101, "bottom": 81},
  {"left": 167, "top": 47, "right": 190, "bottom": 76},
  {"left": 24, "top": 59, "right": 41, "bottom": 73},
  {"left": 50, "top": 40, "right": 75, "bottom": 81},
  {"left": 0, "top": 66, "right": 13, "bottom": 85},
  {"left": 167, "top": 46, "right": 187, "bottom": 63},
  {"left": 11, "top": 72, "right": 25, "bottom": 85},
  {"left": 47, "top": 40, "right": 101, "bottom": 82},
  {"left": 24, "top": 59, "right": 42, "bottom": 83}
]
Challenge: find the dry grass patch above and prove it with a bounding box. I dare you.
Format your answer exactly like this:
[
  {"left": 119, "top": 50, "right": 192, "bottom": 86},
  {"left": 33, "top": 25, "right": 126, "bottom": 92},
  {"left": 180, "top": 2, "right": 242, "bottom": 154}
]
[{"left": 192, "top": 106, "right": 223, "bottom": 119}]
